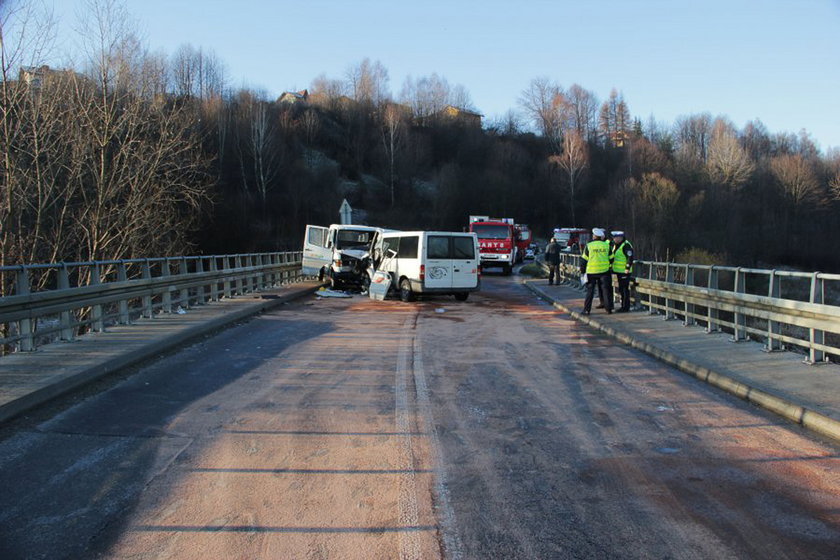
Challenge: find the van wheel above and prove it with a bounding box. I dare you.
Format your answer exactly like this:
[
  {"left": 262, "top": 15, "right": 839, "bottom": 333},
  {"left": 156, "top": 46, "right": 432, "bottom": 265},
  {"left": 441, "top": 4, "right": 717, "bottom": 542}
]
[
  {"left": 318, "top": 268, "right": 325, "bottom": 282},
  {"left": 503, "top": 264, "right": 512, "bottom": 276},
  {"left": 454, "top": 292, "right": 469, "bottom": 302},
  {"left": 361, "top": 272, "right": 371, "bottom": 293},
  {"left": 399, "top": 278, "right": 415, "bottom": 302}
]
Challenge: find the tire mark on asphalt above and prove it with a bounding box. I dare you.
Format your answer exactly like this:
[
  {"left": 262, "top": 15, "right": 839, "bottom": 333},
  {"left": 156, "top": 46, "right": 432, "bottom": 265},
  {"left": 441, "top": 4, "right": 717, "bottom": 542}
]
[
  {"left": 413, "top": 332, "right": 463, "bottom": 560},
  {"left": 396, "top": 314, "right": 422, "bottom": 560}
]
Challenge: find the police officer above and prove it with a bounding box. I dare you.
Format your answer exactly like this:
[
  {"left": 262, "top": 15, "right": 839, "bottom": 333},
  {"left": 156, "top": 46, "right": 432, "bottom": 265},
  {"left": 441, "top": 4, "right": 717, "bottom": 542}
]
[
  {"left": 544, "top": 237, "right": 561, "bottom": 285},
  {"left": 610, "top": 230, "right": 634, "bottom": 312},
  {"left": 581, "top": 228, "right": 613, "bottom": 314}
]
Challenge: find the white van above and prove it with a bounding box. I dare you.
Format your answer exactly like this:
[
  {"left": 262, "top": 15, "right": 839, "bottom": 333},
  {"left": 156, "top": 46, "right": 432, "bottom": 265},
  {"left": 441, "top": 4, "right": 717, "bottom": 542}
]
[
  {"left": 302, "top": 224, "right": 387, "bottom": 289},
  {"left": 367, "top": 231, "right": 480, "bottom": 302}
]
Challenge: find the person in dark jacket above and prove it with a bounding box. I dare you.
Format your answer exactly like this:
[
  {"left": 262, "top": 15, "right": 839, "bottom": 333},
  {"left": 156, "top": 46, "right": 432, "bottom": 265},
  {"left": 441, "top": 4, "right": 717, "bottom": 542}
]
[{"left": 544, "top": 237, "right": 561, "bottom": 285}]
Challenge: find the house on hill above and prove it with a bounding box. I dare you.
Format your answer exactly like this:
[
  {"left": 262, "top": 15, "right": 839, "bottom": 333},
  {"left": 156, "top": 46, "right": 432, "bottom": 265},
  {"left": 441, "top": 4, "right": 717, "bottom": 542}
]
[
  {"left": 278, "top": 89, "right": 309, "bottom": 104},
  {"left": 437, "top": 105, "right": 483, "bottom": 127}
]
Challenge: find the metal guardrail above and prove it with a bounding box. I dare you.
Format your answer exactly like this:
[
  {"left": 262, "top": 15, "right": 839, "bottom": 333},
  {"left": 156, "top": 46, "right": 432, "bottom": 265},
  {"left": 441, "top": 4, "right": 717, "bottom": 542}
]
[
  {"left": 539, "top": 254, "right": 840, "bottom": 364},
  {"left": 0, "top": 252, "right": 303, "bottom": 353}
]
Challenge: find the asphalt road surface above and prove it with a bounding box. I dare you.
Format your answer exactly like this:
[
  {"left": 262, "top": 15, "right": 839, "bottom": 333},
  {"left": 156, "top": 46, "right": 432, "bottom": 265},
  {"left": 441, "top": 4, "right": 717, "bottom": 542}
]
[{"left": 1, "top": 275, "right": 839, "bottom": 559}]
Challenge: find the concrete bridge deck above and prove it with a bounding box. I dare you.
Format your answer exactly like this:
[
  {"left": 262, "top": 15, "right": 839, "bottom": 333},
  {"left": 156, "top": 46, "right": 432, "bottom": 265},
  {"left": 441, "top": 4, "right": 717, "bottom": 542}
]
[{"left": 526, "top": 279, "right": 840, "bottom": 444}]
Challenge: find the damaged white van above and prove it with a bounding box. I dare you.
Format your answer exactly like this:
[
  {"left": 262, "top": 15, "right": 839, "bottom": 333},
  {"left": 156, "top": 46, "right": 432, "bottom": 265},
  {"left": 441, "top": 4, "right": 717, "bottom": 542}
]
[
  {"left": 302, "top": 224, "right": 385, "bottom": 289},
  {"left": 366, "top": 231, "right": 480, "bottom": 302}
]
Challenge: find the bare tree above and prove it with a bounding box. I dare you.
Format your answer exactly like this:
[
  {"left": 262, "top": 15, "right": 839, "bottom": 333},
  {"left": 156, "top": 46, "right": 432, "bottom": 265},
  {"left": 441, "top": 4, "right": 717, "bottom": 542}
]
[
  {"left": 674, "top": 113, "right": 712, "bottom": 163},
  {"left": 381, "top": 103, "right": 406, "bottom": 206},
  {"left": 0, "top": 0, "right": 57, "bottom": 293},
  {"left": 770, "top": 154, "right": 820, "bottom": 207},
  {"left": 72, "top": 0, "right": 211, "bottom": 261},
  {"left": 549, "top": 130, "right": 588, "bottom": 225},
  {"left": 707, "top": 119, "right": 754, "bottom": 190},
  {"left": 566, "top": 84, "right": 598, "bottom": 141},
  {"left": 346, "top": 57, "right": 389, "bottom": 106},
  {"left": 518, "top": 77, "right": 564, "bottom": 147},
  {"left": 401, "top": 73, "right": 449, "bottom": 121},
  {"left": 171, "top": 43, "right": 226, "bottom": 99},
  {"left": 629, "top": 172, "right": 679, "bottom": 257}
]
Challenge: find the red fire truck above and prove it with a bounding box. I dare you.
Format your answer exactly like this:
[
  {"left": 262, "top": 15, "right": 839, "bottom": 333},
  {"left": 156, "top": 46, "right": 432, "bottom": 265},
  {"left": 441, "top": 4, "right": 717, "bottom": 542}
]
[
  {"left": 514, "top": 224, "right": 532, "bottom": 262},
  {"left": 553, "top": 227, "right": 590, "bottom": 253},
  {"left": 469, "top": 216, "right": 518, "bottom": 275}
]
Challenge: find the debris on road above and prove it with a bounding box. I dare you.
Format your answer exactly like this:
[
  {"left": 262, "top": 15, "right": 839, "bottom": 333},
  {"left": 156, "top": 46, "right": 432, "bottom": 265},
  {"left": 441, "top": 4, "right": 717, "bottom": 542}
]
[{"left": 316, "top": 288, "right": 352, "bottom": 298}]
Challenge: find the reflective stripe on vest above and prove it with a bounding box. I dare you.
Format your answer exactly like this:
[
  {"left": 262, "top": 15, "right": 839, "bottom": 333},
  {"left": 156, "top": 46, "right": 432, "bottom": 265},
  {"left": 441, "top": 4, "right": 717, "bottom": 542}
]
[
  {"left": 611, "top": 240, "right": 632, "bottom": 273},
  {"left": 583, "top": 240, "right": 611, "bottom": 274}
]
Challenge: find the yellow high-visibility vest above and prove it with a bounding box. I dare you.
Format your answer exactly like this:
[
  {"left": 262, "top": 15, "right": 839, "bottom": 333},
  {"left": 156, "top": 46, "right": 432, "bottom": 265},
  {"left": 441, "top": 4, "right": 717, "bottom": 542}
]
[
  {"left": 611, "top": 240, "right": 633, "bottom": 273},
  {"left": 583, "top": 240, "right": 611, "bottom": 274}
]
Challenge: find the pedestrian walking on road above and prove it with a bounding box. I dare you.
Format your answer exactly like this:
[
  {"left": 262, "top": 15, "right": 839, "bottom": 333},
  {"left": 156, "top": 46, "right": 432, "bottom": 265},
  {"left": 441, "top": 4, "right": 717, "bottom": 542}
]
[
  {"left": 610, "top": 230, "right": 635, "bottom": 312},
  {"left": 581, "top": 228, "right": 613, "bottom": 315},
  {"left": 544, "top": 237, "right": 561, "bottom": 285}
]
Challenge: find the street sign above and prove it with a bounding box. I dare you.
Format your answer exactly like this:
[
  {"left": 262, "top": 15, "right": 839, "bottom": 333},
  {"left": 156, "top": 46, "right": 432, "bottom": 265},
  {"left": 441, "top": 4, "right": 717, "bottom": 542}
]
[{"left": 339, "top": 199, "right": 352, "bottom": 225}]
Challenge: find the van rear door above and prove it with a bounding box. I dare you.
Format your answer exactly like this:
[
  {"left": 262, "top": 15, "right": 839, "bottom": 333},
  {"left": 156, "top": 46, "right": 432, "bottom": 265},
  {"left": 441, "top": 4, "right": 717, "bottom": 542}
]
[
  {"left": 302, "top": 225, "right": 331, "bottom": 275},
  {"left": 425, "top": 235, "right": 453, "bottom": 289},
  {"left": 451, "top": 235, "right": 479, "bottom": 289}
]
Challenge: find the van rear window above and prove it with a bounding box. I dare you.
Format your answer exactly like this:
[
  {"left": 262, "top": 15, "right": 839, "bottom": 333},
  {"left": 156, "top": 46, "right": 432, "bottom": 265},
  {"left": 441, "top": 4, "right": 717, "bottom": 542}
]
[
  {"left": 428, "top": 236, "right": 450, "bottom": 259},
  {"left": 452, "top": 237, "right": 475, "bottom": 259},
  {"left": 427, "top": 236, "right": 476, "bottom": 259}
]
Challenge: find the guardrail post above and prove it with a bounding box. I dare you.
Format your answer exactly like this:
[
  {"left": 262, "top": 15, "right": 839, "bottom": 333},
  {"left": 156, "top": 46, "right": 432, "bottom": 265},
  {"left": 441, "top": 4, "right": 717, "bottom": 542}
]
[
  {"left": 161, "top": 258, "right": 172, "bottom": 313},
  {"left": 731, "top": 268, "right": 747, "bottom": 342},
  {"left": 235, "top": 255, "right": 244, "bottom": 295},
  {"left": 258, "top": 254, "right": 267, "bottom": 290},
  {"left": 249, "top": 255, "right": 258, "bottom": 292},
  {"left": 196, "top": 258, "right": 207, "bottom": 304},
  {"left": 142, "top": 259, "right": 153, "bottom": 318},
  {"left": 222, "top": 257, "right": 232, "bottom": 298},
  {"left": 209, "top": 257, "right": 219, "bottom": 301},
  {"left": 684, "top": 265, "right": 696, "bottom": 326},
  {"left": 16, "top": 267, "right": 34, "bottom": 352},
  {"left": 647, "top": 262, "right": 657, "bottom": 315},
  {"left": 282, "top": 252, "right": 290, "bottom": 284},
  {"left": 272, "top": 253, "right": 279, "bottom": 286},
  {"left": 764, "top": 270, "right": 783, "bottom": 352},
  {"left": 706, "top": 266, "right": 719, "bottom": 333},
  {"left": 664, "top": 263, "right": 675, "bottom": 320},
  {"left": 806, "top": 273, "right": 827, "bottom": 364},
  {"left": 90, "top": 263, "right": 104, "bottom": 332},
  {"left": 58, "top": 263, "right": 75, "bottom": 341},
  {"left": 177, "top": 257, "right": 189, "bottom": 309},
  {"left": 117, "top": 261, "right": 130, "bottom": 325}
]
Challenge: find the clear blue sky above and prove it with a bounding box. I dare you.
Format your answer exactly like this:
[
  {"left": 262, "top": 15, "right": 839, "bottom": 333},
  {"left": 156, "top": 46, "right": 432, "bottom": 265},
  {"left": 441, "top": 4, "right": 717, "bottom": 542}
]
[{"left": 49, "top": 0, "right": 840, "bottom": 152}]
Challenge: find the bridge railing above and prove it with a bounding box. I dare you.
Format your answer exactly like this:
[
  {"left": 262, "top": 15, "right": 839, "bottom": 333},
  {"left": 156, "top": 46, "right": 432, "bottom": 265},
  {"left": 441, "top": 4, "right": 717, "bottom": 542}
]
[
  {"left": 0, "top": 252, "right": 303, "bottom": 354},
  {"left": 540, "top": 254, "right": 840, "bottom": 363}
]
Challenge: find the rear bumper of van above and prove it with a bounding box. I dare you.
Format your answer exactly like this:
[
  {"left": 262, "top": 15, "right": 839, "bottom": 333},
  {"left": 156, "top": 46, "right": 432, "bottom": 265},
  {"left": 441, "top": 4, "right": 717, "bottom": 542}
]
[{"left": 410, "top": 280, "right": 480, "bottom": 294}]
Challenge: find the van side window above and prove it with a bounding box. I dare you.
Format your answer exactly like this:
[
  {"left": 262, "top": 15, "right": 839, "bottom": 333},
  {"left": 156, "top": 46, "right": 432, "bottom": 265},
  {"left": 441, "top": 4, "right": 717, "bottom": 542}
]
[
  {"left": 308, "top": 227, "right": 327, "bottom": 247},
  {"left": 398, "top": 236, "right": 419, "bottom": 258},
  {"left": 382, "top": 236, "right": 400, "bottom": 256},
  {"left": 428, "top": 236, "right": 450, "bottom": 259},
  {"left": 452, "top": 237, "right": 475, "bottom": 259}
]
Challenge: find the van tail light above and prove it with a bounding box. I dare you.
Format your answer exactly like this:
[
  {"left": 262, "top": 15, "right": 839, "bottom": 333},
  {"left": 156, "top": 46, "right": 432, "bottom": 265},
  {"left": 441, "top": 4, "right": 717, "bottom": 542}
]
[
  {"left": 334, "top": 259, "right": 342, "bottom": 268},
  {"left": 420, "top": 264, "right": 425, "bottom": 282}
]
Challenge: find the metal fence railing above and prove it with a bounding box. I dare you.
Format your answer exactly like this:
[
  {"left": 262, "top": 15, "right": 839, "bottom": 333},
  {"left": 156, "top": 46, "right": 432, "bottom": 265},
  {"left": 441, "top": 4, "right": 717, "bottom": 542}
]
[
  {"left": 539, "top": 254, "right": 840, "bottom": 364},
  {"left": 0, "top": 252, "right": 303, "bottom": 354}
]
